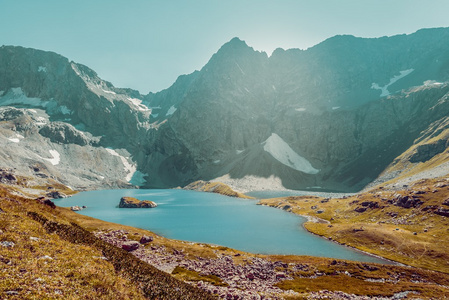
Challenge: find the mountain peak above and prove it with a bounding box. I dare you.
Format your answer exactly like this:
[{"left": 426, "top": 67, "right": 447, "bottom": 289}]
[
  {"left": 218, "top": 37, "right": 251, "bottom": 53},
  {"left": 204, "top": 37, "right": 267, "bottom": 70}
]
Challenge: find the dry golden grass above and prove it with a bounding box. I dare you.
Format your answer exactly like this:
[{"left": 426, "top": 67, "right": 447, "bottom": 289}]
[
  {"left": 171, "top": 266, "right": 228, "bottom": 287},
  {"left": 0, "top": 186, "right": 216, "bottom": 299},
  {"left": 0, "top": 189, "right": 145, "bottom": 299},
  {"left": 260, "top": 176, "right": 449, "bottom": 274},
  {"left": 276, "top": 275, "right": 449, "bottom": 298},
  {"left": 4, "top": 180, "right": 449, "bottom": 299},
  {"left": 378, "top": 120, "right": 449, "bottom": 188}
]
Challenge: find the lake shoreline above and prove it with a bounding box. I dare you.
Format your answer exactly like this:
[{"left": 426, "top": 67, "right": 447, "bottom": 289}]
[
  {"left": 54, "top": 188, "right": 386, "bottom": 263},
  {"left": 257, "top": 202, "right": 397, "bottom": 266}
]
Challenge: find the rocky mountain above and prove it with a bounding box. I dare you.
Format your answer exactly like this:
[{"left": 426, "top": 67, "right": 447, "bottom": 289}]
[
  {"left": 143, "top": 28, "right": 449, "bottom": 191},
  {"left": 0, "top": 46, "right": 151, "bottom": 190},
  {"left": 2, "top": 27, "right": 449, "bottom": 192}
]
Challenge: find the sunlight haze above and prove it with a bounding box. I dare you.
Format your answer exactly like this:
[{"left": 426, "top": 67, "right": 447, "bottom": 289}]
[{"left": 1, "top": 0, "right": 449, "bottom": 93}]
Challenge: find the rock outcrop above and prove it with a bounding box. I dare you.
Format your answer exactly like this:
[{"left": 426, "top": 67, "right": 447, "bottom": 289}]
[
  {"left": 118, "top": 197, "right": 157, "bottom": 208},
  {"left": 139, "top": 236, "right": 153, "bottom": 244},
  {"left": 121, "top": 241, "right": 140, "bottom": 252}
]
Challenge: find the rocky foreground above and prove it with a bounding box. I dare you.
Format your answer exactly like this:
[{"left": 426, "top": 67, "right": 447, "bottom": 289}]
[
  {"left": 95, "top": 229, "right": 296, "bottom": 299},
  {"left": 94, "top": 229, "right": 449, "bottom": 300}
]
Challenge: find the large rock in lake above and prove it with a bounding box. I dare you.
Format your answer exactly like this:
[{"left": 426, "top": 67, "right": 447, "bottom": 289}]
[{"left": 119, "top": 197, "right": 157, "bottom": 208}]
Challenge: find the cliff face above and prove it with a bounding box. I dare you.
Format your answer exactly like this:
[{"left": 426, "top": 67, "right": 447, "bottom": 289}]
[
  {"left": 2, "top": 28, "right": 449, "bottom": 192},
  {"left": 142, "top": 29, "right": 449, "bottom": 191},
  {"left": 0, "top": 46, "right": 151, "bottom": 190}
]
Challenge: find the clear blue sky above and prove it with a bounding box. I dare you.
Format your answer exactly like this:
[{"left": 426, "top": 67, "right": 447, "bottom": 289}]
[{"left": 1, "top": 0, "right": 449, "bottom": 94}]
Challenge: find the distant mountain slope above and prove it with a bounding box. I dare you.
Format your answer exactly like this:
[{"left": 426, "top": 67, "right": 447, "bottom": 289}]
[
  {"left": 0, "top": 46, "right": 150, "bottom": 190},
  {"left": 142, "top": 28, "right": 449, "bottom": 191},
  {"left": 2, "top": 28, "right": 449, "bottom": 191}
]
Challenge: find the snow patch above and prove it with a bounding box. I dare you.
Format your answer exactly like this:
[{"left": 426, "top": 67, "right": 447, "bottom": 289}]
[
  {"left": 371, "top": 69, "right": 414, "bottom": 97},
  {"left": 213, "top": 160, "right": 221, "bottom": 164},
  {"left": 59, "top": 106, "right": 71, "bottom": 115},
  {"left": 127, "top": 97, "right": 151, "bottom": 112},
  {"left": 424, "top": 80, "right": 443, "bottom": 86},
  {"left": 332, "top": 106, "right": 340, "bottom": 110},
  {"left": 7, "top": 133, "right": 24, "bottom": 143},
  {"left": 236, "top": 149, "right": 244, "bottom": 155},
  {"left": 272, "top": 85, "right": 276, "bottom": 91},
  {"left": 263, "top": 133, "right": 319, "bottom": 174},
  {"left": 151, "top": 113, "right": 159, "bottom": 118},
  {"left": 295, "top": 108, "right": 306, "bottom": 112},
  {"left": 44, "top": 150, "right": 60, "bottom": 166},
  {"left": 105, "top": 148, "right": 136, "bottom": 182},
  {"left": 0, "top": 87, "right": 47, "bottom": 107},
  {"left": 102, "top": 89, "right": 116, "bottom": 95},
  {"left": 28, "top": 109, "right": 37, "bottom": 113},
  {"left": 35, "top": 116, "right": 47, "bottom": 126},
  {"left": 38, "top": 66, "right": 47, "bottom": 73},
  {"left": 166, "top": 105, "right": 177, "bottom": 116}
]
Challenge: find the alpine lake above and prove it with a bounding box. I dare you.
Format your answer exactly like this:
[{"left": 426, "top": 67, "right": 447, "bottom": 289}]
[{"left": 54, "top": 189, "right": 388, "bottom": 264}]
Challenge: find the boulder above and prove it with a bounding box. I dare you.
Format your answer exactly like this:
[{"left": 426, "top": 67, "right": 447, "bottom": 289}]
[
  {"left": 0, "top": 170, "right": 17, "bottom": 184},
  {"left": 422, "top": 205, "right": 438, "bottom": 211},
  {"left": 139, "top": 235, "right": 153, "bottom": 244},
  {"left": 360, "top": 201, "right": 380, "bottom": 209},
  {"left": 435, "top": 208, "right": 449, "bottom": 217},
  {"left": 36, "top": 198, "right": 56, "bottom": 209},
  {"left": 354, "top": 207, "right": 367, "bottom": 213},
  {"left": 282, "top": 205, "right": 291, "bottom": 211},
  {"left": 275, "top": 272, "right": 286, "bottom": 279},
  {"left": 394, "top": 195, "right": 423, "bottom": 208},
  {"left": 119, "top": 197, "right": 157, "bottom": 208},
  {"left": 122, "top": 241, "right": 140, "bottom": 252},
  {"left": 46, "top": 191, "right": 67, "bottom": 199},
  {"left": 245, "top": 273, "right": 255, "bottom": 280}
]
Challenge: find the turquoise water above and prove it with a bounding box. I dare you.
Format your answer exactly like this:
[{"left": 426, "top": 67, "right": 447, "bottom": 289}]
[{"left": 54, "top": 189, "right": 387, "bottom": 263}]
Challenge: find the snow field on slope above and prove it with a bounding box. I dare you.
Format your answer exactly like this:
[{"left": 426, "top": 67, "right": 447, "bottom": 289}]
[
  {"left": 263, "top": 133, "right": 319, "bottom": 174},
  {"left": 105, "top": 148, "right": 137, "bottom": 182},
  {"left": 371, "top": 69, "right": 414, "bottom": 97},
  {"left": 43, "top": 150, "right": 60, "bottom": 166}
]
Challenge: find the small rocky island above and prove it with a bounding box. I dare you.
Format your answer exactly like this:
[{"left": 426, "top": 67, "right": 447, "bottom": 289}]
[{"left": 119, "top": 197, "right": 157, "bottom": 208}]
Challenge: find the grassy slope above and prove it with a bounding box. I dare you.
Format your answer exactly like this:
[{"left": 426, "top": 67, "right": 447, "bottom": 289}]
[
  {"left": 259, "top": 176, "right": 449, "bottom": 275},
  {"left": 0, "top": 186, "right": 215, "bottom": 300},
  {"left": 374, "top": 116, "right": 449, "bottom": 189},
  {"left": 2, "top": 181, "right": 449, "bottom": 298}
]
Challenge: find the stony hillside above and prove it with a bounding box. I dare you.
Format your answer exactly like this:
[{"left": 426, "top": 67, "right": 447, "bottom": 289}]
[{"left": 0, "top": 46, "right": 151, "bottom": 190}]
